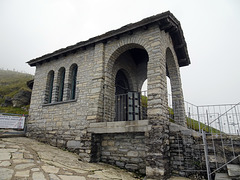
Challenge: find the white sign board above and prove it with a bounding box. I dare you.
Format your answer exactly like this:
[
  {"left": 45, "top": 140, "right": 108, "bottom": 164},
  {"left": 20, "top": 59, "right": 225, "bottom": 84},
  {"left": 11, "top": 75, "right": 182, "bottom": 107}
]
[{"left": 0, "top": 115, "right": 25, "bottom": 129}]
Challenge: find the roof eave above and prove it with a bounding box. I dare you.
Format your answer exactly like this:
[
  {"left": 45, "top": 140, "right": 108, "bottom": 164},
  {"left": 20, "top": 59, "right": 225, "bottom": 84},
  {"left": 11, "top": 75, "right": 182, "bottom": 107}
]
[{"left": 27, "top": 11, "right": 190, "bottom": 67}]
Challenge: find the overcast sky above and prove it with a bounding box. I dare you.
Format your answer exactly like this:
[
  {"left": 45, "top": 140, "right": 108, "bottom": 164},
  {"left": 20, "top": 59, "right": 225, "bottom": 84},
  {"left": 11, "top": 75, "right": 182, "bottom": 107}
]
[{"left": 0, "top": 0, "right": 239, "bottom": 105}]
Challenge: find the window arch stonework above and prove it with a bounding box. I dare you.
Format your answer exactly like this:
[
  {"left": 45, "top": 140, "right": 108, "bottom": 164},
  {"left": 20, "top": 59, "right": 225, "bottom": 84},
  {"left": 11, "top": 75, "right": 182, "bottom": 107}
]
[
  {"left": 68, "top": 64, "right": 78, "bottom": 100},
  {"left": 44, "top": 70, "right": 54, "bottom": 104}
]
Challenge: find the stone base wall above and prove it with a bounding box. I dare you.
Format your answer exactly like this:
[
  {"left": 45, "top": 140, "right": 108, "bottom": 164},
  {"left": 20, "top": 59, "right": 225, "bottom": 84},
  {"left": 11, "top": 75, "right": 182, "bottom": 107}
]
[
  {"left": 169, "top": 123, "right": 205, "bottom": 177},
  {"left": 205, "top": 136, "right": 240, "bottom": 173},
  {"left": 92, "top": 132, "right": 146, "bottom": 174},
  {"left": 145, "top": 119, "right": 170, "bottom": 179},
  {"left": 26, "top": 127, "right": 92, "bottom": 162}
]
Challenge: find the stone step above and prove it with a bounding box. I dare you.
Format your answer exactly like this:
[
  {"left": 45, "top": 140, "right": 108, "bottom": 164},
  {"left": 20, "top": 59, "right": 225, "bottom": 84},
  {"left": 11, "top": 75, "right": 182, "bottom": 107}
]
[
  {"left": 215, "top": 173, "right": 232, "bottom": 180},
  {"left": 227, "top": 164, "right": 240, "bottom": 177}
]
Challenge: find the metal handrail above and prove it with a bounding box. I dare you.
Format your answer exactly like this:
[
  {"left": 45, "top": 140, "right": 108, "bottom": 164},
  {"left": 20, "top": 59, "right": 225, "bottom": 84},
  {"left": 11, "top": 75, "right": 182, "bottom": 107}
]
[{"left": 209, "top": 102, "right": 240, "bottom": 125}]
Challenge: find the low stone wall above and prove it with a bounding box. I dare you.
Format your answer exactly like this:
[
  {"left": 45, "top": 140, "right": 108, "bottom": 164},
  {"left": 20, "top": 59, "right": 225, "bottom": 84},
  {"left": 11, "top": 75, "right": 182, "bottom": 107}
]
[
  {"left": 92, "top": 132, "right": 146, "bottom": 174},
  {"left": 26, "top": 124, "right": 92, "bottom": 162},
  {"left": 169, "top": 123, "right": 205, "bottom": 177},
  {"left": 29, "top": 119, "right": 222, "bottom": 178},
  {"left": 206, "top": 135, "right": 240, "bottom": 169}
]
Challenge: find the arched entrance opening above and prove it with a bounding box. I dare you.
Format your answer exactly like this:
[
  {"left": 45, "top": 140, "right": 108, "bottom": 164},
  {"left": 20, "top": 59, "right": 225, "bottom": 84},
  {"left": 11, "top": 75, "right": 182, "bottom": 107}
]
[
  {"left": 115, "top": 70, "right": 130, "bottom": 95},
  {"left": 114, "top": 69, "right": 132, "bottom": 121},
  {"left": 110, "top": 45, "right": 149, "bottom": 121},
  {"left": 166, "top": 47, "right": 186, "bottom": 126}
]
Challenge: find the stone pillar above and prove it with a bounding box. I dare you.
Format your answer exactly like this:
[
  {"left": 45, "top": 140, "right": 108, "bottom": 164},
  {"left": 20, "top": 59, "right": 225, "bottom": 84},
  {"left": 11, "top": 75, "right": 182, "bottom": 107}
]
[
  {"left": 86, "top": 42, "right": 105, "bottom": 123},
  {"left": 63, "top": 68, "right": 70, "bottom": 101},
  {"left": 79, "top": 43, "right": 105, "bottom": 162},
  {"left": 145, "top": 36, "right": 170, "bottom": 179}
]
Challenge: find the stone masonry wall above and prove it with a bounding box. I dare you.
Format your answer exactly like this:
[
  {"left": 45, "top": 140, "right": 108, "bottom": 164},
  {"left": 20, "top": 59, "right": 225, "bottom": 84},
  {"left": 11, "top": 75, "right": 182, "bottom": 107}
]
[
  {"left": 169, "top": 123, "right": 205, "bottom": 177},
  {"left": 170, "top": 123, "right": 240, "bottom": 178},
  {"left": 98, "top": 132, "right": 146, "bottom": 174},
  {"left": 27, "top": 47, "right": 96, "bottom": 161},
  {"left": 205, "top": 136, "right": 240, "bottom": 173}
]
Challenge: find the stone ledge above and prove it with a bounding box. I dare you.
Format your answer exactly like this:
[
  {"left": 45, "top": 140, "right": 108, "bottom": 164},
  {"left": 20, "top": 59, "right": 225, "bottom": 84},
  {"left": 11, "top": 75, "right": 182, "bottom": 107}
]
[
  {"left": 88, "top": 120, "right": 151, "bottom": 133},
  {"left": 42, "top": 99, "right": 77, "bottom": 107}
]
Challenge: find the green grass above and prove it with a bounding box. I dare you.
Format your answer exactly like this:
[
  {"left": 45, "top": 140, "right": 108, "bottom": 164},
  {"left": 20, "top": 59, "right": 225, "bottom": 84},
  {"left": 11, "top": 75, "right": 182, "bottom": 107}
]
[
  {"left": 141, "top": 95, "right": 147, "bottom": 108},
  {"left": 169, "top": 107, "right": 221, "bottom": 133},
  {"left": 186, "top": 117, "right": 221, "bottom": 133},
  {"left": 0, "top": 69, "right": 33, "bottom": 97},
  {"left": 142, "top": 95, "right": 221, "bottom": 133},
  {"left": 0, "top": 106, "right": 29, "bottom": 115},
  {"left": 0, "top": 69, "right": 33, "bottom": 114}
]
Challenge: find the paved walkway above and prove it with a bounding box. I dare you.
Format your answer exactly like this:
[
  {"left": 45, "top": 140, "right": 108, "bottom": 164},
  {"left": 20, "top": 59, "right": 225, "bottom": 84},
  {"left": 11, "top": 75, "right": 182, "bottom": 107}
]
[
  {"left": 0, "top": 137, "right": 193, "bottom": 180},
  {"left": 0, "top": 137, "right": 140, "bottom": 180}
]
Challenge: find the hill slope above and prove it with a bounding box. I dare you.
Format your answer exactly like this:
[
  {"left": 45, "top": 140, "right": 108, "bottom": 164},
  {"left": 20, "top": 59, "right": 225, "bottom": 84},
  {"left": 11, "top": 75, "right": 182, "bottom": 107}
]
[{"left": 0, "top": 69, "right": 34, "bottom": 114}]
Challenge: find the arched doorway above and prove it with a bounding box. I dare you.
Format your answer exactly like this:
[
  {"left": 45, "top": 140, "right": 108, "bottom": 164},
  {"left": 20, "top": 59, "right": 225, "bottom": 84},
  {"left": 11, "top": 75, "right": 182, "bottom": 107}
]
[
  {"left": 106, "top": 44, "right": 149, "bottom": 122},
  {"left": 114, "top": 69, "right": 141, "bottom": 121}
]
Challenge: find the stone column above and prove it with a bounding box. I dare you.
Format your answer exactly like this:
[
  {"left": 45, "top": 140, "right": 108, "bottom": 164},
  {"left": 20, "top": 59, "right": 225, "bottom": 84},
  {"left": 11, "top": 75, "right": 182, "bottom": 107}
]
[
  {"left": 145, "top": 32, "right": 170, "bottom": 179},
  {"left": 63, "top": 68, "right": 70, "bottom": 101},
  {"left": 86, "top": 42, "right": 105, "bottom": 123},
  {"left": 79, "top": 42, "right": 105, "bottom": 162}
]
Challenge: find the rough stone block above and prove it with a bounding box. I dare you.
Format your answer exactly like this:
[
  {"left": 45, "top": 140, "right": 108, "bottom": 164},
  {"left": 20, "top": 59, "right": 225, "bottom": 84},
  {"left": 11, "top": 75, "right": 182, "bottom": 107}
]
[
  {"left": 130, "top": 157, "right": 142, "bottom": 163},
  {"left": 101, "top": 141, "right": 108, "bottom": 146},
  {"left": 102, "top": 151, "right": 111, "bottom": 156},
  {"left": 108, "top": 140, "right": 115, "bottom": 146},
  {"left": 146, "top": 166, "right": 165, "bottom": 177},
  {"left": 120, "top": 157, "right": 129, "bottom": 162},
  {"left": 67, "top": 140, "right": 80, "bottom": 148},
  {"left": 227, "top": 164, "right": 240, "bottom": 177},
  {"left": 125, "top": 164, "right": 138, "bottom": 170},
  {"left": 116, "top": 161, "right": 125, "bottom": 168},
  {"left": 127, "top": 151, "right": 138, "bottom": 157}
]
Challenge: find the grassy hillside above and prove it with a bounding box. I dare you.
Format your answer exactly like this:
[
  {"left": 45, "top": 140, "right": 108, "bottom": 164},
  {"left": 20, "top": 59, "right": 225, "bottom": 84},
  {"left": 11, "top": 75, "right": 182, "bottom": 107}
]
[
  {"left": 0, "top": 69, "right": 33, "bottom": 114},
  {"left": 169, "top": 107, "right": 221, "bottom": 133}
]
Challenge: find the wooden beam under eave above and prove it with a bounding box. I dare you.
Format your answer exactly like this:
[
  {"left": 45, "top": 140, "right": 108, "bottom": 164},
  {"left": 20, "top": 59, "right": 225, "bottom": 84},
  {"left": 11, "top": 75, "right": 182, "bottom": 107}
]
[
  {"left": 167, "top": 26, "right": 178, "bottom": 33},
  {"left": 159, "top": 22, "right": 173, "bottom": 31},
  {"left": 174, "top": 44, "right": 185, "bottom": 49},
  {"left": 178, "top": 58, "right": 186, "bottom": 64},
  {"left": 128, "top": 30, "right": 133, "bottom": 35},
  {"left": 114, "top": 35, "right": 120, "bottom": 40},
  {"left": 142, "top": 25, "right": 148, "bottom": 30}
]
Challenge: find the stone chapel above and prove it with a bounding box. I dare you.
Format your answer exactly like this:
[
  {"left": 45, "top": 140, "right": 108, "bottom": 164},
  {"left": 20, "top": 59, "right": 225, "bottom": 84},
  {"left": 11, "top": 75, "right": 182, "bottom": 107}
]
[{"left": 27, "top": 11, "right": 190, "bottom": 179}]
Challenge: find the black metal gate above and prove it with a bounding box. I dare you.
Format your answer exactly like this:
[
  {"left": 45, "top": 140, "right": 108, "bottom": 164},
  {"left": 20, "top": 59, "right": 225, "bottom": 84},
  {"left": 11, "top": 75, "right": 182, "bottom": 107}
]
[{"left": 115, "top": 92, "right": 140, "bottom": 121}]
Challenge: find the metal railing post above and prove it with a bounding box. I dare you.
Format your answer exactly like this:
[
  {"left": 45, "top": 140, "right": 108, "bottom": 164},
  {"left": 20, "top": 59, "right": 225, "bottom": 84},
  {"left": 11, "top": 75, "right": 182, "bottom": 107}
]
[
  {"left": 197, "top": 106, "right": 201, "bottom": 133},
  {"left": 202, "top": 130, "right": 211, "bottom": 180}
]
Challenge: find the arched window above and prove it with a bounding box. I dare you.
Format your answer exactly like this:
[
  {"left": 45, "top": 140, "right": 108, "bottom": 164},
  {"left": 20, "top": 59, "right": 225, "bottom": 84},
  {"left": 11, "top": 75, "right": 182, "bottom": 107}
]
[
  {"left": 45, "top": 70, "right": 54, "bottom": 103},
  {"left": 57, "top": 67, "right": 65, "bottom": 102},
  {"left": 69, "top": 64, "right": 78, "bottom": 100}
]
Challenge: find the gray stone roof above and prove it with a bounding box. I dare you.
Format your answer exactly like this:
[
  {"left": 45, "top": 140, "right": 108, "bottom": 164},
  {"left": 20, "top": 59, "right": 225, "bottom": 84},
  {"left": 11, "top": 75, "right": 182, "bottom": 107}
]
[{"left": 27, "top": 11, "right": 190, "bottom": 67}]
